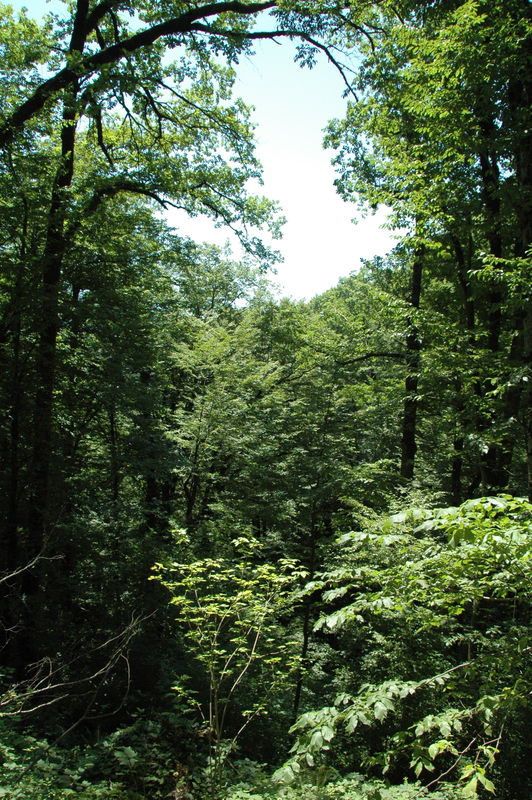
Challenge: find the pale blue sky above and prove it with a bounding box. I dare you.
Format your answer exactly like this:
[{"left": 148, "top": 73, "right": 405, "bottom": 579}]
[
  {"left": 232, "top": 40, "right": 396, "bottom": 298},
  {"left": 10, "top": 2, "right": 398, "bottom": 298}
]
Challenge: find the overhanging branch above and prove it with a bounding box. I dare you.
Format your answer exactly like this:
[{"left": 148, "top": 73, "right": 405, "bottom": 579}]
[
  {"left": 0, "top": 0, "right": 277, "bottom": 145},
  {"left": 190, "top": 25, "right": 358, "bottom": 98},
  {"left": 65, "top": 179, "right": 171, "bottom": 239}
]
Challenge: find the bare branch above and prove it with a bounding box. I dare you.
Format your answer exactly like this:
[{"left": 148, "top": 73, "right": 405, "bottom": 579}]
[
  {"left": 65, "top": 178, "right": 170, "bottom": 240},
  {"left": 157, "top": 80, "right": 250, "bottom": 144},
  {"left": 336, "top": 12, "right": 377, "bottom": 55},
  {"left": 0, "top": 551, "right": 62, "bottom": 586},
  {"left": 0, "top": 612, "right": 149, "bottom": 718},
  {"left": 426, "top": 737, "right": 478, "bottom": 789},
  {"left": 92, "top": 104, "right": 114, "bottom": 165}
]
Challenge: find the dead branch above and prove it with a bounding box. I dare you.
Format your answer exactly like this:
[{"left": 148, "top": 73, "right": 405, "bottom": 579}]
[{"left": 0, "top": 611, "right": 150, "bottom": 718}]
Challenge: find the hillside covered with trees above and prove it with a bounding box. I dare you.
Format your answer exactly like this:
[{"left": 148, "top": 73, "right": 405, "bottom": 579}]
[{"left": 0, "top": 0, "right": 530, "bottom": 798}]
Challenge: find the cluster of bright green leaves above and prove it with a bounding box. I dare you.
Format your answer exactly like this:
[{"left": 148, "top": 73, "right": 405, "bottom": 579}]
[
  {"left": 277, "top": 496, "right": 531, "bottom": 796},
  {"left": 0, "top": 4, "right": 52, "bottom": 109},
  {"left": 164, "top": 272, "right": 417, "bottom": 567},
  {"left": 0, "top": 1, "right": 286, "bottom": 268},
  {"left": 228, "top": 768, "right": 464, "bottom": 800},
  {"left": 323, "top": 0, "right": 532, "bottom": 496},
  {"left": 318, "top": 496, "right": 531, "bottom": 627},
  {"left": 151, "top": 535, "right": 307, "bottom": 740}
]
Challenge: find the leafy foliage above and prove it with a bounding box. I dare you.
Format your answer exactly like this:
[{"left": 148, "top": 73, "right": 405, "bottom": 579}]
[
  {"left": 278, "top": 497, "right": 531, "bottom": 797},
  {"left": 0, "top": 0, "right": 531, "bottom": 799},
  {"left": 152, "top": 537, "right": 306, "bottom": 797}
]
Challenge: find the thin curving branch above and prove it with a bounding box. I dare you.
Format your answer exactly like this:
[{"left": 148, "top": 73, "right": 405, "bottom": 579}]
[{"left": 190, "top": 24, "right": 358, "bottom": 98}]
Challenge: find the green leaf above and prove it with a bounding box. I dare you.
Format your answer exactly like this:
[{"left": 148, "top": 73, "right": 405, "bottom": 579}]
[
  {"left": 374, "top": 701, "right": 389, "bottom": 721},
  {"left": 462, "top": 776, "right": 478, "bottom": 798}
]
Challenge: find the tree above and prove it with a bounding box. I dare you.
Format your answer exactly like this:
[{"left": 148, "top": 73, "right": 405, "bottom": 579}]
[
  {"left": 152, "top": 535, "right": 304, "bottom": 798},
  {"left": 0, "top": 0, "right": 280, "bottom": 672},
  {"left": 1, "top": 2, "right": 530, "bottom": 797},
  {"left": 325, "top": 0, "right": 532, "bottom": 498},
  {"left": 0, "top": 0, "right": 396, "bottom": 670}
]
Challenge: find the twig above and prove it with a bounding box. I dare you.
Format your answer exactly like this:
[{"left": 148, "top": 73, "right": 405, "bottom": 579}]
[{"left": 426, "top": 737, "right": 478, "bottom": 789}]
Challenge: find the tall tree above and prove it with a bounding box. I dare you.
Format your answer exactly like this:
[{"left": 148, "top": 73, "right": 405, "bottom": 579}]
[{"left": 325, "top": 0, "right": 532, "bottom": 498}]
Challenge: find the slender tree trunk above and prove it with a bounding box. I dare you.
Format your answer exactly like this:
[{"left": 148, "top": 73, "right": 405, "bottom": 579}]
[
  {"left": 448, "top": 231, "right": 476, "bottom": 502},
  {"left": 450, "top": 436, "right": 464, "bottom": 506},
  {"left": 4, "top": 202, "right": 29, "bottom": 573},
  {"left": 292, "top": 597, "right": 312, "bottom": 721},
  {"left": 400, "top": 245, "right": 424, "bottom": 480},
  {"left": 292, "top": 523, "right": 317, "bottom": 721},
  {"left": 478, "top": 145, "right": 503, "bottom": 352},
  {"left": 0, "top": 208, "right": 29, "bottom": 670},
  {"left": 6, "top": 303, "right": 22, "bottom": 572},
  {"left": 451, "top": 231, "right": 475, "bottom": 335},
  {"left": 508, "top": 13, "right": 532, "bottom": 499},
  {"left": 109, "top": 406, "right": 121, "bottom": 502},
  {"left": 475, "top": 108, "right": 512, "bottom": 492}
]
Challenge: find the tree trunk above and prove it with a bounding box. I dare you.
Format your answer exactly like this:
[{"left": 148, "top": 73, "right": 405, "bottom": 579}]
[
  {"left": 448, "top": 231, "right": 476, "bottom": 501},
  {"left": 400, "top": 245, "right": 424, "bottom": 480},
  {"left": 475, "top": 107, "right": 514, "bottom": 492},
  {"left": 27, "top": 90, "right": 77, "bottom": 559},
  {"left": 292, "top": 519, "right": 317, "bottom": 721},
  {"left": 21, "top": 1, "right": 90, "bottom": 666},
  {"left": 27, "top": 0, "right": 90, "bottom": 559},
  {"left": 4, "top": 202, "right": 28, "bottom": 573}
]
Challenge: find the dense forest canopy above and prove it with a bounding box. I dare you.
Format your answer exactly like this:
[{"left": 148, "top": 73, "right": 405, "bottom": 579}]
[{"left": 0, "top": 0, "right": 530, "bottom": 799}]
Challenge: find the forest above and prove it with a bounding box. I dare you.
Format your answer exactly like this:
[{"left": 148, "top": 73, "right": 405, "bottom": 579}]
[{"left": 0, "top": 0, "right": 530, "bottom": 798}]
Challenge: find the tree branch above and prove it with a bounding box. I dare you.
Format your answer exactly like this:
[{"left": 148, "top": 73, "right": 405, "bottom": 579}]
[
  {"left": 85, "top": 0, "right": 122, "bottom": 36},
  {"left": 0, "top": 0, "right": 276, "bottom": 144},
  {"left": 332, "top": 351, "right": 405, "bottom": 366},
  {"left": 64, "top": 179, "right": 170, "bottom": 240},
  {"left": 191, "top": 25, "right": 358, "bottom": 98}
]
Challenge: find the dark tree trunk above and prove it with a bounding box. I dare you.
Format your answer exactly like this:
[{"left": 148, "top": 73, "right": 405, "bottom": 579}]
[
  {"left": 448, "top": 232, "right": 477, "bottom": 502},
  {"left": 450, "top": 436, "right": 464, "bottom": 506},
  {"left": 27, "top": 91, "right": 77, "bottom": 559},
  {"left": 109, "top": 406, "right": 121, "bottom": 502},
  {"left": 4, "top": 203, "right": 29, "bottom": 573},
  {"left": 20, "top": 2, "right": 90, "bottom": 666},
  {"left": 0, "top": 207, "right": 30, "bottom": 671},
  {"left": 292, "top": 518, "right": 318, "bottom": 722},
  {"left": 26, "top": 0, "right": 90, "bottom": 557},
  {"left": 475, "top": 107, "right": 513, "bottom": 492},
  {"left": 451, "top": 231, "right": 476, "bottom": 337},
  {"left": 524, "top": 308, "right": 532, "bottom": 502},
  {"left": 400, "top": 246, "right": 424, "bottom": 480},
  {"left": 478, "top": 145, "right": 503, "bottom": 353}
]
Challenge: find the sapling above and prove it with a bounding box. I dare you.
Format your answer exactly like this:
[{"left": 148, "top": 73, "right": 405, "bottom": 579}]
[{"left": 152, "top": 534, "right": 306, "bottom": 799}]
